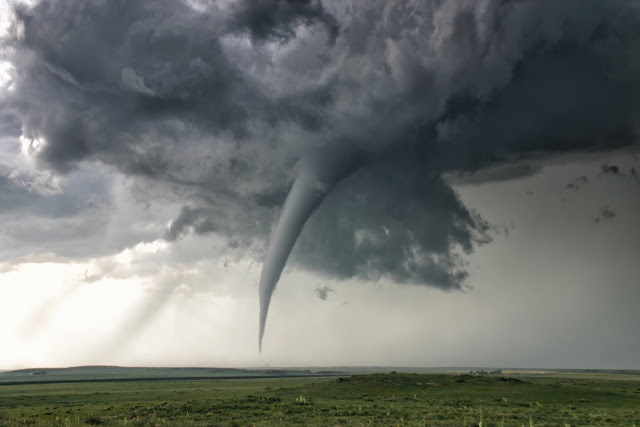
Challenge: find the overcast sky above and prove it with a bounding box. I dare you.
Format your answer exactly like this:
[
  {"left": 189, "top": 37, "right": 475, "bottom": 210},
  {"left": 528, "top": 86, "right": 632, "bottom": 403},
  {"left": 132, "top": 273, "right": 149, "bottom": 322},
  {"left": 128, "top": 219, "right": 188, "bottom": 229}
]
[{"left": 1, "top": 0, "right": 639, "bottom": 370}]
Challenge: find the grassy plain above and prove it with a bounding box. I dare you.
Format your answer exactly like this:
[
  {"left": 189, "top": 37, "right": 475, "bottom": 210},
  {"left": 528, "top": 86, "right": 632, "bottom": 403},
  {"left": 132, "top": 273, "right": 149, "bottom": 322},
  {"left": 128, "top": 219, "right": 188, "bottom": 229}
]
[{"left": 0, "top": 372, "right": 638, "bottom": 426}]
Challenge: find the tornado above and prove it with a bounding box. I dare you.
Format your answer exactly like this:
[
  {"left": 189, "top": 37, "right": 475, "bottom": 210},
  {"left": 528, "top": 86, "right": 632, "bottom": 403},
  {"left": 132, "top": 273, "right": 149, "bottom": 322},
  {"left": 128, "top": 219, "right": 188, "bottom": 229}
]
[{"left": 258, "top": 146, "right": 364, "bottom": 351}]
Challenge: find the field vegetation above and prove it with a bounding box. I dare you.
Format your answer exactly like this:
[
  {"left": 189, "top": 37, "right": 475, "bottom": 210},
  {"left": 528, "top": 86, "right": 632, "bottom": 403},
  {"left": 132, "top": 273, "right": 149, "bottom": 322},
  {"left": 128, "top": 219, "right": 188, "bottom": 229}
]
[{"left": 0, "top": 372, "right": 638, "bottom": 426}]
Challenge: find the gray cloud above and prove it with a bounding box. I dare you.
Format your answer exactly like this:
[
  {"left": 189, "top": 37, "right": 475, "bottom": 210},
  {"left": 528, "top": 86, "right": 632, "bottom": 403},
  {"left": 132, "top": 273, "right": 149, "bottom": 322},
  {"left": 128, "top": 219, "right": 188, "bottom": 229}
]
[
  {"left": 314, "top": 285, "right": 333, "bottom": 301},
  {"left": 0, "top": 163, "right": 108, "bottom": 218},
  {"left": 595, "top": 206, "right": 617, "bottom": 224},
  {"left": 2, "top": 0, "right": 640, "bottom": 294},
  {"left": 601, "top": 163, "right": 622, "bottom": 176}
]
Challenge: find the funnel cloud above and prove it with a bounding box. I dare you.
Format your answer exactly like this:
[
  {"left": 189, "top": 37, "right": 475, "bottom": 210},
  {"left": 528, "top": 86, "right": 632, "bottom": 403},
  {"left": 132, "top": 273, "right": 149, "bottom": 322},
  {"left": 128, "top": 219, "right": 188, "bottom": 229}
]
[{"left": 2, "top": 0, "right": 640, "bottom": 349}]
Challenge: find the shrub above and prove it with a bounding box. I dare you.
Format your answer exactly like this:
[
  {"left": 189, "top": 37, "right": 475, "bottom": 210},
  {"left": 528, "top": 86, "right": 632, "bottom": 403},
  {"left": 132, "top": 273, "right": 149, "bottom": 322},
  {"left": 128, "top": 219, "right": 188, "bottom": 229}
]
[{"left": 83, "top": 415, "right": 105, "bottom": 425}]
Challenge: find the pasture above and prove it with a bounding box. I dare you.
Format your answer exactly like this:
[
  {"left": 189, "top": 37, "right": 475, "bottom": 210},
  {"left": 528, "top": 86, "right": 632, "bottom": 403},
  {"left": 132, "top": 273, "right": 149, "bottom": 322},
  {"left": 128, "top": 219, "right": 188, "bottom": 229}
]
[{"left": 0, "top": 371, "right": 638, "bottom": 426}]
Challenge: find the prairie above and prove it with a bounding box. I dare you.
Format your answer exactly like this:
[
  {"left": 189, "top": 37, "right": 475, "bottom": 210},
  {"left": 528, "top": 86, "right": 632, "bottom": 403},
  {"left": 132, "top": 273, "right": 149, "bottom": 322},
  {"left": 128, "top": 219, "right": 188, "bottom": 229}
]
[{"left": 0, "top": 370, "right": 638, "bottom": 426}]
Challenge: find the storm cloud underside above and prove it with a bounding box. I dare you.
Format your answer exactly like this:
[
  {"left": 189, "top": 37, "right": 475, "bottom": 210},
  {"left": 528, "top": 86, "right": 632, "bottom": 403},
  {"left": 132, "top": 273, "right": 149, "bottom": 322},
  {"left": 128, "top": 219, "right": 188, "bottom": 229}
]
[{"left": 2, "top": 0, "right": 640, "bottom": 348}]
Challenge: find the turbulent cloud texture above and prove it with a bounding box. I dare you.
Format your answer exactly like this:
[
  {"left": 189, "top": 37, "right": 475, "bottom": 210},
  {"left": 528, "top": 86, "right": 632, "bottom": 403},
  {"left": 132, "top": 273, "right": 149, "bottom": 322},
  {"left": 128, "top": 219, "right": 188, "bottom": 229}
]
[{"left": 2, "top": 0, "right": 640, "bottom": 296}]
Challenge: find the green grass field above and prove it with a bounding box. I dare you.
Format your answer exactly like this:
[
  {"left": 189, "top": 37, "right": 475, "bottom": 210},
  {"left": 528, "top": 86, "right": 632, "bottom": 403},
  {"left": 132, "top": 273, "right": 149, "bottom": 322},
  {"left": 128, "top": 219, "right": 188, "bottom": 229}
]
[{"left": 0, "top": 372, "right": 638, "bottom": 426}]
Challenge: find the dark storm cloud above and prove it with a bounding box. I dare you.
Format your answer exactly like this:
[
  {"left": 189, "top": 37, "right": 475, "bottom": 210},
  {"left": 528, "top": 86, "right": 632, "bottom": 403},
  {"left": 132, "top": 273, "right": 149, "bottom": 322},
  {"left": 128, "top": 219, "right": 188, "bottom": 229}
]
[
  {"left": 164, "top": 206, "right": 218, "bottom": 242},
  {"left": 2, "top": 0, "right": 640, "bottom": 295},
  {"left": 293, "top": 158, "right": 491, "bottom": 288},
  {"left": 229, "top": 0, "right": 339, "bottom": 42},
  {"left": 447, "top": 163, "right": 543, "bottom": 186}
]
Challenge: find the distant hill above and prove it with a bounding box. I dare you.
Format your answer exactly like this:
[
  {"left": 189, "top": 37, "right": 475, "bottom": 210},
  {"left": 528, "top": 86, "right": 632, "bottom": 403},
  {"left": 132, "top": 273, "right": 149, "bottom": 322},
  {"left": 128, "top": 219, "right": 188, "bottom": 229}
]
[
  {"left": 1, "top": 366, "right": 637, "bottom": 386},
  {"left": 0, "top": 366, "right": 346, "bottom": 385}
]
